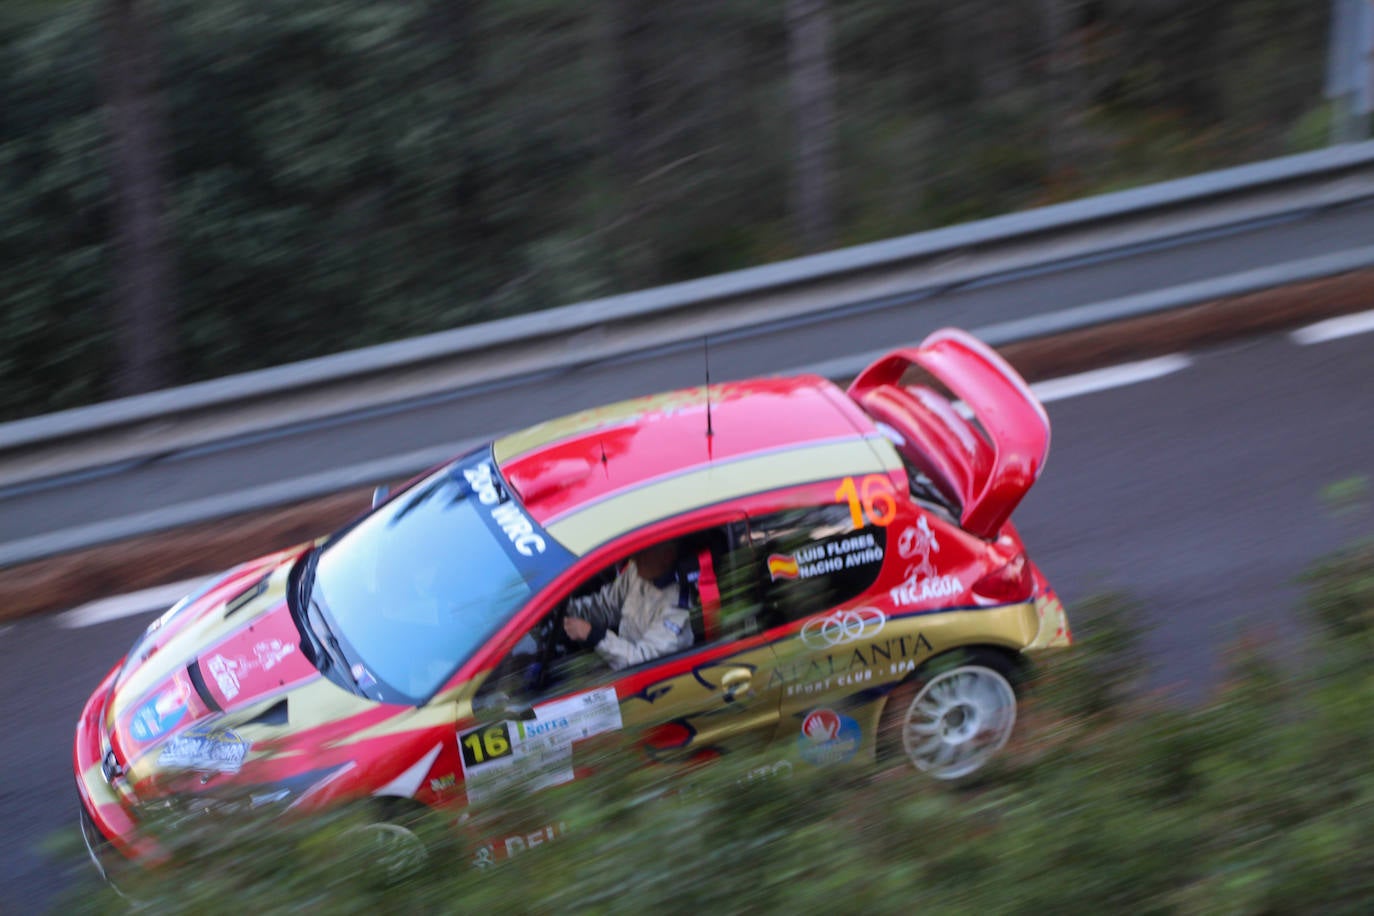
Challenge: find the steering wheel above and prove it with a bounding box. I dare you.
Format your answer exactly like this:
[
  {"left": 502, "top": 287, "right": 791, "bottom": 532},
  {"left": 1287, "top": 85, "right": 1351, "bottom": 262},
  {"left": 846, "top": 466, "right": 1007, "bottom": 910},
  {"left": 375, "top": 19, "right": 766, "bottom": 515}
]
[{"left": 530, "top": 603, "right": 576, "bottom": 692}]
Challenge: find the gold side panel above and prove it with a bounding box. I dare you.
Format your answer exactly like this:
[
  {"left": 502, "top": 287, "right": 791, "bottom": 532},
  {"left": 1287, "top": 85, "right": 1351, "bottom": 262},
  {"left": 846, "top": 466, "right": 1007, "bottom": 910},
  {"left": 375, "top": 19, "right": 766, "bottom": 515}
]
[{"left": 1026, "top": 594, "right": 1072, "bottom": 649}]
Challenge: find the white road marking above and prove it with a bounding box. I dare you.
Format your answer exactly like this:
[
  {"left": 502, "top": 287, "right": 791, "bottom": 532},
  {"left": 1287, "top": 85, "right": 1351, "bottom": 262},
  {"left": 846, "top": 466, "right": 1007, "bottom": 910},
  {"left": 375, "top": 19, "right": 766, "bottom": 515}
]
[
  {"left": 56, "top": 577, "right": 207, "bottom": 630},
  {"left": 946, "top": 354, "right": 1193, "bottom": 419},
  {"left": 0, "top": 624, "right": 12, "bottom": 639},
  {"left": 1290, "top": 309, "right": 1374, "bottom": 345},
  {"left": 1030, "top": 354, "right": 1192, "bottom": 403}
]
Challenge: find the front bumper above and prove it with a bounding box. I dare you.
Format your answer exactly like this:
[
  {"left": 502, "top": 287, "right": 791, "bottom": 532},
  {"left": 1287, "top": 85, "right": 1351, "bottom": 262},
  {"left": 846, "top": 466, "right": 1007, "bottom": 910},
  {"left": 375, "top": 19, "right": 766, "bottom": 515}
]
[{"left": 73, "top": 662, "right": 163, "bottom": 878}]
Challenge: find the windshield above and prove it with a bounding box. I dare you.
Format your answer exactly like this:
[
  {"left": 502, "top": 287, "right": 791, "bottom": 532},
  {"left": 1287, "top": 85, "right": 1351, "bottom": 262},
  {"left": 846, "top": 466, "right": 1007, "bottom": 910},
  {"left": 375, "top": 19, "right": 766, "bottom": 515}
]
[{"left": 309, "top": 448, "right": 573, "bottom": 705}]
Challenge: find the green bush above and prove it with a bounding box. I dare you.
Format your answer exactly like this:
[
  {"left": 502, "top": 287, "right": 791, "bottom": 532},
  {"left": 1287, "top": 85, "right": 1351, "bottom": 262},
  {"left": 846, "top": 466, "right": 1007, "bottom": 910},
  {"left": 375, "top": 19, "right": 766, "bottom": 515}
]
[
  {"left": 56, "top": 543, "right": 1374, "bottom": 913},
  {"left": 1300, "top": 539, "right": 1374, "bottom": 670},
  {"left": 1029, "top": 590, "right": 1148, "bottom": 721}
]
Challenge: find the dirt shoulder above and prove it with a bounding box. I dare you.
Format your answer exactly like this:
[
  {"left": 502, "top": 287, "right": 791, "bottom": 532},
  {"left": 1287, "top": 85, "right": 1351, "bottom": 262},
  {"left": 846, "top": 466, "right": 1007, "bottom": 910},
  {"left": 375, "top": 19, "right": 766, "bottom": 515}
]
[{"left": 4, "top": 268, "right": 1372, "bottom": 624}]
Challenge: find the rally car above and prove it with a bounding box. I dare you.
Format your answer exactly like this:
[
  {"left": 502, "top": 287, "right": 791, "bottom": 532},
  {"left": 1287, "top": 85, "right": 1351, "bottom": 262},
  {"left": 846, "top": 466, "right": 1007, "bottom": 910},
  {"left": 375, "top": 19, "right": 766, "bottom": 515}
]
[{"left": 75, "top": 327, "right": 1070, "bottom": 879}]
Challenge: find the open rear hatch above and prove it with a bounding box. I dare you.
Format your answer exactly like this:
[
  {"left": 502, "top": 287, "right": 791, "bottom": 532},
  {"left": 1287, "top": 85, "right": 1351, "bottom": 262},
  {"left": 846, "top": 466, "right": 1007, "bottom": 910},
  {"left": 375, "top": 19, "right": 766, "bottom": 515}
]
[{"left": 847, "top": 328, "right": 1050, "bottom": 540}]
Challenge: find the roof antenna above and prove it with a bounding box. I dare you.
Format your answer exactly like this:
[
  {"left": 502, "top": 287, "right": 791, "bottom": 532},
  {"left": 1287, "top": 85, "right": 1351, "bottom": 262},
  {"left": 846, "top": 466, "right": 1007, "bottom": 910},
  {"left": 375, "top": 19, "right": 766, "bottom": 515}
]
[{"left": 704, "top": 336, "right": 714, "bottom": 439}]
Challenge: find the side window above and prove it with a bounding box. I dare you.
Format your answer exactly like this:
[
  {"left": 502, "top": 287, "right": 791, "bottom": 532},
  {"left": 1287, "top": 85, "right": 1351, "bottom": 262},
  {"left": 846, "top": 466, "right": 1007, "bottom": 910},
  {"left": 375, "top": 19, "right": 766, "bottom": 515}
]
[
  {"left": 750, "top": 503, "right": 888, "bottom": 624},
  {"left": 476, "top": 524, "right": 752, "bottom": 704}
]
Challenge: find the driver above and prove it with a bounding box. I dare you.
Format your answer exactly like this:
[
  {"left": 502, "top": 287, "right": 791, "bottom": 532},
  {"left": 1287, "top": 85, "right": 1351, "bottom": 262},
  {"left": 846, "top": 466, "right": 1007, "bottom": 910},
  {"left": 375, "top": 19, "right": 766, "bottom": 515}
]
[{"left": 562, "top": 541, "right": 694, "bottom": 669}]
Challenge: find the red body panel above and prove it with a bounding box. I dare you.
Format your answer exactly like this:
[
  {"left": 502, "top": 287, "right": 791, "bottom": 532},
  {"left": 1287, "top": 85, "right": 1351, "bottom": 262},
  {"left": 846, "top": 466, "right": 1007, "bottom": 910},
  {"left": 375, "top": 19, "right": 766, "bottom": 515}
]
[
  {"left": 74, "top": 328, "right": 1068, "bottom": 879},
  {"left": 74, "top": 664, "right": 165, "bottom": 866},
  {"left": 848, "top": 328, "right": 1050, "bottom": 539},
  {"left": 502, "top": 377, "right": 871, "bottom": 525}
]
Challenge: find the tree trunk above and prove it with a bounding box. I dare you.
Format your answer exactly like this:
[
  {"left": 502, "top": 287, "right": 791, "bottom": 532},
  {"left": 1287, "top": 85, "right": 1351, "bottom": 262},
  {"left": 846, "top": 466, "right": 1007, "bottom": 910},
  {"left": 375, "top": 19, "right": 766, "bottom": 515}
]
[
  {"left": 102, "top": 0, "right": 176, "bottom": 396},
  {"left": 959, "top": 3, "right": 1021, "bottom": 100},
  {"left": 598, "top": 0, "right": 659, "bottom": 287},
  {"left": 1040, "top": 0, "right": 1083, "bottom": 175},
  {"left": 785, "top": 0, "right": 838, "bottom": 253}
]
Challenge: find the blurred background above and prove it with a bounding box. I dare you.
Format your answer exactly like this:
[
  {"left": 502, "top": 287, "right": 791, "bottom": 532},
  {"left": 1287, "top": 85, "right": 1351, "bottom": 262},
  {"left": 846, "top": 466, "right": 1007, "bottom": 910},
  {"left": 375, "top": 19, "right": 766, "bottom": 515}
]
[
  {"left": 4, "top": 2, "right": 1374, "bottom": 912},
  {"left": 0, "top": 0, "right": 1353, "bottom": 420}
]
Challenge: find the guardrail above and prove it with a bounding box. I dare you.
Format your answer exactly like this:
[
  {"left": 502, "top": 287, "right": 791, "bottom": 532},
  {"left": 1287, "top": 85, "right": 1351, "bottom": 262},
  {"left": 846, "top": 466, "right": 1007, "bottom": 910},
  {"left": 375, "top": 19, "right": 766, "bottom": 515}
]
[
  {"left": 4, "top": 140, "right": 1374, "bottom": 492},
  {"left": 5, "top": 241, "right": 1373, "bottom": 572}
]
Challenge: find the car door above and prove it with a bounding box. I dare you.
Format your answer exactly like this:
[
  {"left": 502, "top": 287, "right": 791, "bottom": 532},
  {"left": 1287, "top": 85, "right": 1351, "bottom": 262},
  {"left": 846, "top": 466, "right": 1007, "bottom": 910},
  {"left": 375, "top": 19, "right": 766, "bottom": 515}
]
[
  {"left": 462, "top": 518, "right": 787, "bottom": 806},
  {"left": 744, "top": 496, "right": 922, "bottom": 767}
]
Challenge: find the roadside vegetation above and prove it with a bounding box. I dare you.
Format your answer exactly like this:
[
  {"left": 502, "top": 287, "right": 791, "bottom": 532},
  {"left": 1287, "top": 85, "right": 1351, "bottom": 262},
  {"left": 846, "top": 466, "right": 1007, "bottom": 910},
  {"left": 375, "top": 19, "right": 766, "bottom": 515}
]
[
  {"left": 56, "top": 541, "right": 1374, "bottom": 914},
  {"left": 0, "top": 0, "right": 1331, "bottom": 420}
]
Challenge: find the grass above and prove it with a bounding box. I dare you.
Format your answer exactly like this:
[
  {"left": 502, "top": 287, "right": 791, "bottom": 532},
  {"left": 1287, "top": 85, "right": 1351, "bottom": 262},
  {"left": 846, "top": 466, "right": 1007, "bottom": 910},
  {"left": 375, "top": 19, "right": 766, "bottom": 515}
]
[{"left": 49, "top": 543, "right": 1374, "bottom": 914}]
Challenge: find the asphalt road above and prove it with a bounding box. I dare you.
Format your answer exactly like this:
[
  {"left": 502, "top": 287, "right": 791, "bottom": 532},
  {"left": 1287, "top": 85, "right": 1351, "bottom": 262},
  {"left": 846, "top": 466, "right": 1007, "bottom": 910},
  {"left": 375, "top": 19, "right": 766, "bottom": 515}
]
[
  {"left": 3, "top": 197, "right": 1374, "bottom": 556},
  {"left": 2, "top": 323, "right": 1370, "bottom": 911}
]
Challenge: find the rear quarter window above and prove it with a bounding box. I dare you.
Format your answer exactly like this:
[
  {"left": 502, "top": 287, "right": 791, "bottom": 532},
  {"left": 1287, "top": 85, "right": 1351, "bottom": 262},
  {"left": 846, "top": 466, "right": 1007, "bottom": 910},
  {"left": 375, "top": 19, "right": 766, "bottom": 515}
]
[{"left": 751, "top": 503, "right": 888, "bottom": 623}]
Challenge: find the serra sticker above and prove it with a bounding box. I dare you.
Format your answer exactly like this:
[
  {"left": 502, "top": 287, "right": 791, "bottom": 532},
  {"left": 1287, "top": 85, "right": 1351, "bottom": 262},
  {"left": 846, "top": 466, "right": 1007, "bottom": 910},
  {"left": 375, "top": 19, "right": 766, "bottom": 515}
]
[{"left": 458, "top": 687, "right": 622, "bottom": 804}]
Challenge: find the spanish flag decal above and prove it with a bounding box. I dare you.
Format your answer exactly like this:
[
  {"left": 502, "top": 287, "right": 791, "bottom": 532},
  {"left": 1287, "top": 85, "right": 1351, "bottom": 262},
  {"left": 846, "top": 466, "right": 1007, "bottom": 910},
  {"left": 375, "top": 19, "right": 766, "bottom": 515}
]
[{"left": 767, "top": 554, "right": 799, "bottom": 581}]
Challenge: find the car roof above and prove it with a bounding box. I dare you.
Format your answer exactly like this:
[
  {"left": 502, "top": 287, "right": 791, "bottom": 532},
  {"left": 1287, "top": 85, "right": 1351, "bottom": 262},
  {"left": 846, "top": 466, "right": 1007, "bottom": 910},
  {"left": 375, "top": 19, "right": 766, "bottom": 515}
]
[{"left": 493, "top": 375, "right": 901, "bottom": 555}]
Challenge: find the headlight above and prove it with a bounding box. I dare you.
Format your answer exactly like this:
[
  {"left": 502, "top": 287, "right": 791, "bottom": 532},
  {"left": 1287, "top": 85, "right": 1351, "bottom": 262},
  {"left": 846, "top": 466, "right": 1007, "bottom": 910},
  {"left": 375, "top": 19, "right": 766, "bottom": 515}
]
[
  {"left": 146, "top": 576, "right": 219, "bottom": 637},
  {"left": 123, "top": 578, "right": 221, "bottom": 670}
]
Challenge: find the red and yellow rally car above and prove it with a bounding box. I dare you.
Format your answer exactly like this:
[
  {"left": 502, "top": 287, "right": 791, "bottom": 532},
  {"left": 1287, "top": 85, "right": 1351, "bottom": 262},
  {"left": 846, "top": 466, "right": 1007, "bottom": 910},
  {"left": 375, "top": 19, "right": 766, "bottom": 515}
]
[{"left": 75, "top": 328, "right": 1070, "bottom": 876}]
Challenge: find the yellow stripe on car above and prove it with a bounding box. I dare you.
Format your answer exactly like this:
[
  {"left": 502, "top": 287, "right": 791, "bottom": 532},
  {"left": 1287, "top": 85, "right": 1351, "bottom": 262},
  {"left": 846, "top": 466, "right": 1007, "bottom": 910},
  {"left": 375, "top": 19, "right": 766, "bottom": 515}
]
[
  {"left": 494, "top": 387, "right": 714, "bottom": 464},
  {"left": 546, "top": 437, "right": 899, "bottom": 555}
]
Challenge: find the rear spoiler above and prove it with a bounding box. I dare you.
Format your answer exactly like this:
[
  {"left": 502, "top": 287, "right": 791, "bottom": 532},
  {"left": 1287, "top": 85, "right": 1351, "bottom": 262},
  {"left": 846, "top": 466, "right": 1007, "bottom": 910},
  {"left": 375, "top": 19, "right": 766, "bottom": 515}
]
[{"left": 847, "top": 329, "right": 1050, "bottom": 539}]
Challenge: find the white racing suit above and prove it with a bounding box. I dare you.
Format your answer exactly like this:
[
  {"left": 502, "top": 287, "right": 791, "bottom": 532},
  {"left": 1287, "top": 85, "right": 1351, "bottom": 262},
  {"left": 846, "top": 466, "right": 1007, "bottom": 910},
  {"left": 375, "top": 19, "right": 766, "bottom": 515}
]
[{"left": 568, "top": 560, "right": 694, "bottom": 670}]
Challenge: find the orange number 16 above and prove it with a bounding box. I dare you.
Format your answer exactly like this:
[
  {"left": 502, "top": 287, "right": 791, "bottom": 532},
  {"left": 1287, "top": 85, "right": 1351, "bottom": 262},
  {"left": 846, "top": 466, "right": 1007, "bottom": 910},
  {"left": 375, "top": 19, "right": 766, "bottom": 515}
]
[{"left": 834, "top": 474, "right": 897, "bottom": 528}]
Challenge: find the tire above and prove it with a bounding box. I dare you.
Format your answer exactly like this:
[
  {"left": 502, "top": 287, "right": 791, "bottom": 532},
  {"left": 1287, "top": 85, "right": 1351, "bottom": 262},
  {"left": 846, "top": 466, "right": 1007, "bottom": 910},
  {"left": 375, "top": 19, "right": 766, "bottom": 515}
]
[
  {"left": 879, "top": 648, "right": 1020, "bottom": 781},
  {"left": 340, "top": 801, "right": 434, "bottom": 885}
]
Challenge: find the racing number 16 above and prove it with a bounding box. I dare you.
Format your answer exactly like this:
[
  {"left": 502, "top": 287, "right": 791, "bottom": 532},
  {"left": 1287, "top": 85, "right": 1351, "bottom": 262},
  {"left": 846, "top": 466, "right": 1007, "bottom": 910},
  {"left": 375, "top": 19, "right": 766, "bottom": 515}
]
[
  {"left": 835, "top": 474, "right": 897, "bottom": 528},
  {"left": 461, "top": 723, "right": 512, "bottom": 767}
]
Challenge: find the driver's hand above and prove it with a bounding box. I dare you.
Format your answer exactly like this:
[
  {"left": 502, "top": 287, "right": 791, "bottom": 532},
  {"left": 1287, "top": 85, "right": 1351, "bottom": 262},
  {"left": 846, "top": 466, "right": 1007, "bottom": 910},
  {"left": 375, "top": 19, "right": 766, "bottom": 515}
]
[{"left": 564, "top": 616, "right": 592, "bottom": 641}]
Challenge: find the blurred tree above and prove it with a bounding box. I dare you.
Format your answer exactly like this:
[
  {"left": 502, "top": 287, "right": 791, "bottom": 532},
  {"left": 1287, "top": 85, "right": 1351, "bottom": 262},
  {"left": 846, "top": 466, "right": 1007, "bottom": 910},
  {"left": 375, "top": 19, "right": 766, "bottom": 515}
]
[
  {"left": 785, "top": 0, "right": 837, "bottom": 252},
  {"left": 0, "top": 0, "right": 1333, "bottom": 421},
  {"left": 101, "top": 0, "right": 176, "bottom": 394},
  {"left": 1040, "top": 0, "right": 1088, "bottom": 174},
  {"left": 0, "top": 4, "right": 114, "bottom": 418},
  {"left": 598, "top": 0, "right": 659, "bottom": 287}
]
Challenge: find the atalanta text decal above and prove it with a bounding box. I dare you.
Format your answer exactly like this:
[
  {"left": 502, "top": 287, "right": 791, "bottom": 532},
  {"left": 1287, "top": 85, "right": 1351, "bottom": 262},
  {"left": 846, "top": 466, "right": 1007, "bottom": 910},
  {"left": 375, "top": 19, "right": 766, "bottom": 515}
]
[{"left": 771, "top": 632, "right": 934, "bottom": 697}]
